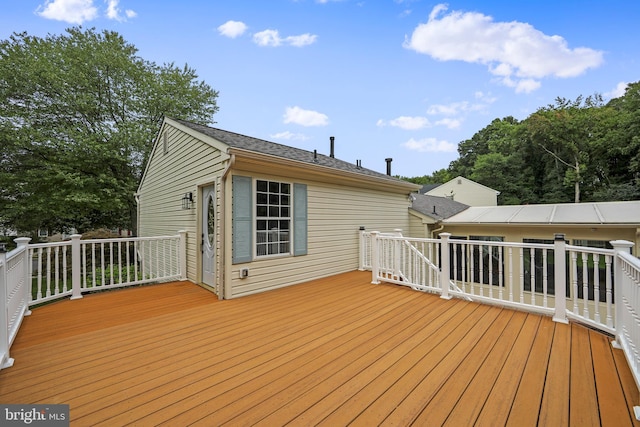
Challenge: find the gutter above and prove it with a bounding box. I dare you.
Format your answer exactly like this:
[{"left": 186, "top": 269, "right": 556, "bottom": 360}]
[{"left": 217, "top": 154, "right": 235, "bottom": 300}]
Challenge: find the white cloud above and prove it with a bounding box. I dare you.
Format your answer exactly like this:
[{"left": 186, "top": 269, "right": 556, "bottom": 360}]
[
  {"left": 253, "top": 30, "right": 280, "bottom": 46},
  {"left": 426, "top": 102, "right": 468, "bottom": 116},
  {"left": 605, "top": 81, "right": 628, "bottom": 99},
  {"left": 435, "top": 118, "right": 462, "bottom": 129},
  {"left": 404, "top": 3, "right": 604, "bottom": 92},
  {"left": 377, "top": 116, "right": 431, "bottom": 130},
  {"left": 283, "top": 106, "right": 329, "bottom": 126},
  {"left": 105, "top": 0, "right": 135, "bottom": 22},
  {"left": 217, "top": 20, "right": 248, "bottom": 38},
  {"left": 253, "top": 29, "right": 317, "bottom": 47},
  {"left": 36, "top": 0, "right": 98, "bottom": 24},
  {"left": 36, "top": 0, "right": 135, "bottom": 23},
  {"left": 402, "top": 137, "right": 457, "bottom": 153},
  {"left": 427, "top": 97, "right": 493, "bottom": 116},
  {"left": 286, "top": 33, "right": 317, "bottom": 47},
  {"left": 270, "top": 131, "right": 310, "bottom": 141}
]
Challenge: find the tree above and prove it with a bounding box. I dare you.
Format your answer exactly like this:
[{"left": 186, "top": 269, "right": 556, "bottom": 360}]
[
  {"left": 0, "top": 27, "right": 218, "bottom": 235},
  {"left": 604, "top": 81, "right": 640, "bottom": 200},
  {"left": 523, "top": 96, "right": 605, "bottom": 203},
  {"left": 399, "top": 168, "right": 451, "bottom": 185}
]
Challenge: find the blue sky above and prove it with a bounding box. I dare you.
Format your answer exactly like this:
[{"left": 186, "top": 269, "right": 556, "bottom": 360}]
[{"left": 2, "top": 1, "right": 639, "bottom": 177}]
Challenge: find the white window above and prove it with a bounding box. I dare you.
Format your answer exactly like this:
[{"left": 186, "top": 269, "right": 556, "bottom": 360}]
[{"left": 255, "top": 180, "right": 291, "bottom": 257}]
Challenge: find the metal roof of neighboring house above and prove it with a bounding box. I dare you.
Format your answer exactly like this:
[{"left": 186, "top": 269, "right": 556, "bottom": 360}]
[
  {"left": 410, "top": 194, "right": 470, "bottom": 220},
  {"left": 443, "top": 200, "right": 640, "bottom": 225},
  {"left": 173, "top": 118, "right": 416, "bottom": 187}
]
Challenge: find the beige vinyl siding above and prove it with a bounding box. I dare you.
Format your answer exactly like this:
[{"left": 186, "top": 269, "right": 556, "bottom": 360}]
[
  {"left": 138, "top": 123, "right": 226, "bottom": 282},
  {"left": 408, "top": 211, "right": 432, "bottom": 238},
  {"left": 225, "top": 171, "right": 412, "bottom": 298},
  {"left": 427, "top": 176, "right": 498, "bottom": 206}
]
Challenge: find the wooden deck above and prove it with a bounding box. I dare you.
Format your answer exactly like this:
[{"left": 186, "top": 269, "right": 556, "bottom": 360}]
[{"left": 1, "top": 271, "right": 638, "bottom": 426}]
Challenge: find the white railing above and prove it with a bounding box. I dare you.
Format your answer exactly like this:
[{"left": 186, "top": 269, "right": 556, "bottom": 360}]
[
  {"left": 362, "top": 229, "right": 640, "bottom": 393},
  {"left": 0, "top": 231, "right": 187, "bottom": 370},
  {"left": 614, "top": 248, "right": 640, "bottom": 394},
  {"left": 0, "top": 239, "right": 31, "bottom": 369},
  {"left": 363, "top": 231, "right": 625, "bottom": 326}
]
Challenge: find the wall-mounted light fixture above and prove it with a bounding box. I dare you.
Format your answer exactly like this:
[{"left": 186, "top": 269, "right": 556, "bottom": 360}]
[{"left": 182, "top": 192, "right": 194, "bottom": 210}]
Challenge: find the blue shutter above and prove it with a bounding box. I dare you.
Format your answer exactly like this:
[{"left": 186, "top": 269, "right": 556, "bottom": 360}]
[
  {"left": 293, "top": 183, "right": 308, "bottom": 256},
  {"left": 232, "top": 176, "right": 252, "bottom": 264}
]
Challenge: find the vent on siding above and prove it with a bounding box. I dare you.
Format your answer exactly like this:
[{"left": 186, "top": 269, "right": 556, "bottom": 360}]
[{"left": 163, "top": 132, "right": 169, "bottom": 155}]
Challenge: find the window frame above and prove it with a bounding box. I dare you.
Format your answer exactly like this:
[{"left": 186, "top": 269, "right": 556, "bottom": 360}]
[{"left": 253, "top": 178, "right": 293, "bottom": 259}]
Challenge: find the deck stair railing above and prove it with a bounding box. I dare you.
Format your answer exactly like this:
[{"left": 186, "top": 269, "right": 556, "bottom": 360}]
[
  {"left": 361, "top": 229, "right": 640, "bottom": 403},
  {"left": 0, "top": 231, "right": 187, "bottom": 370}
]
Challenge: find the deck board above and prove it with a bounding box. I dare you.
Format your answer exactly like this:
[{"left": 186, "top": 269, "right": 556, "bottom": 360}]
[
  {"left": 0, "top": 270, "right": 638, "bottom": 426},
  {"left": 474, "top": 313, "right": 542, "bottom": 426},
  {"left": 570, "top": 324, "right": 600, "bottom": 426}
]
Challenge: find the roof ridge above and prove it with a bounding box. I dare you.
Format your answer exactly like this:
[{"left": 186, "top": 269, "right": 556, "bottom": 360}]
[{"left": 169, "top": 117, "right": 419, "bottom": 188}]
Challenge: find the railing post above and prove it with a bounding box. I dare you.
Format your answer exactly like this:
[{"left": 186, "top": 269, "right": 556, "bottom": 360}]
[
  {"left": 371, "top": 232, "right": 380, "bottom": 284},
  {"left": 611, "top": 239, "right": 635, "bottom": 348},
  {"left": 440, "top": 233, "right": 452, "bottom": 300},
  {"left": 14, "top": 238, "right": 32, "bottom": 316},
  {"left": 70, "top": 234, "right": 83, "bottom": 300},
  {"left": 0, "top": 248, "right": 12, "bottom": 369},
  {"left": 358, "top": 226, "right": 366, "bottom": 271},
  {"left": 552, "top": 233, "right": 568, "bottom": 324},
  {"left": 393, "top": 229, "right": 403, "bottom": 280},
  {"left": 178, "top": 230, "right": 187, "bottom": 281}
]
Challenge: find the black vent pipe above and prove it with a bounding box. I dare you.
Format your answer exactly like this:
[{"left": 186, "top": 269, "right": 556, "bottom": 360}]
[{"left": 385, "top": 158, "right": 392, "bottom": 176}]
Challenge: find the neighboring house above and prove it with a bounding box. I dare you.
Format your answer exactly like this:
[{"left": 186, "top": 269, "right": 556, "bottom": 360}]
[
  {"left": 432, "top": 201, "right": 640, "bottom": 257},
  {"left": 423, "top": 176, "right": 500, "bottom": 206},
  {"left": 136, "top": 117, "right": 420, "bottom": 299},
  {"left": 408, "top": 194, "right": 469, "bottom": 238}
]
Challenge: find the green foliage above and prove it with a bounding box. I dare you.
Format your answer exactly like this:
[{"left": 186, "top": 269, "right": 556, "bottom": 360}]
[
  {"left": 0, "top": 27, "right": 219, "bottom": 234},
  {"left": 402, "top": 86, "right": 640, "bottom": 204},
  {"left": 397, "top": 169, "right": 451, "bottom": 185},
  {"left": 85, "top": 264, "right": 143, "bottom": 288}
]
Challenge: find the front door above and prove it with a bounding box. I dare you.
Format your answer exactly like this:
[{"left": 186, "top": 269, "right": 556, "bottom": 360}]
[{"left": 201, "top": 184, "right": 216, "bottom": 288}]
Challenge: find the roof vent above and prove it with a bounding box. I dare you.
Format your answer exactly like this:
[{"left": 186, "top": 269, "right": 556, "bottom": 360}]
[
  {"left": 330, "top": 136, "right": 335, "bottom": 158},
  {"left": 356, "top": 159, "right": 362, "bottom": 169},
  {"left": 385, "top": 158, "right": 393, "bottom": 176},
  {"left": 313, "top": 149, "right": 318, "bottom": 163}
]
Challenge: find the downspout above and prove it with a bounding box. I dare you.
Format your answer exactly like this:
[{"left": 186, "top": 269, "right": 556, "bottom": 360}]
[
  {"left": 430, "top": 222, "right": 444, "bottom": 239},
  {"left": 134, "top": 193, "right": 141, "bottom": 237},
  {"left": 218, "top": 154, "right": 235, "bottom": 300}
]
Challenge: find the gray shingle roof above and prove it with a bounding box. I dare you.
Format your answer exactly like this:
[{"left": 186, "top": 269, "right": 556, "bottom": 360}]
[
  {"left": 410, "top": 194, "right": 469, "bottom": 220},
  {"left": 419, "top": 184, "right": 441, "bottom": 194},
  {"left": 174, "top": 118, "right": 414, "bottom": 186}
]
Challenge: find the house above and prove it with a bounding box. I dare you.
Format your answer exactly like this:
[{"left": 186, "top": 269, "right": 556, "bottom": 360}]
[
  {"left": 408, "top": 194, "right": 469, "bottom": 238},
  {"left": 136, "top": 117, "right": 420, "bottom": 299},
  {"left": 411, "top": 200, "right": 640, "bottom": 257},
  {"left": 422, "top": 176, "right": 500, "bottom": 206}
]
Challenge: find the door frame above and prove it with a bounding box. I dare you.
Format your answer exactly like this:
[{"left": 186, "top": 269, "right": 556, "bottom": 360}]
[{"left": 199, "top": 183, "right": 218, "bottom": 295}]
